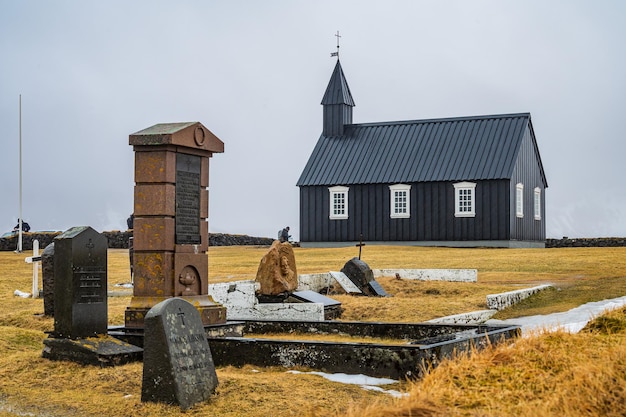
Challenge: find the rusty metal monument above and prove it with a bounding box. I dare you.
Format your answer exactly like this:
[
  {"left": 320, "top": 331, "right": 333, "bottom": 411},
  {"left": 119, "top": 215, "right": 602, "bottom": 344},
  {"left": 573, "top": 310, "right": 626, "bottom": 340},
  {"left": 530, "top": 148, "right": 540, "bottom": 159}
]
[{"left": 125, "top": 122, "right": 226, "bottom": 328}]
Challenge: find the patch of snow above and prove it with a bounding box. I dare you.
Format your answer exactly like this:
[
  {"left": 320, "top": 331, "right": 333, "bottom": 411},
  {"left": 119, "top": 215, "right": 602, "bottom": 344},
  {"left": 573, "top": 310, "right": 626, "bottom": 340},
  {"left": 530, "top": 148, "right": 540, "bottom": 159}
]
[
  {"left": 13, "top": 290, "right": 31, "bottom": 298},
  {"left": 360, "top": 384, "right": 409, "bottom": 398},
  {"left": 288, "top": 370, "right": 405, "bottom": 397},
  {"left": 486, "top": 296, "right": 626, "bottom": 335}
]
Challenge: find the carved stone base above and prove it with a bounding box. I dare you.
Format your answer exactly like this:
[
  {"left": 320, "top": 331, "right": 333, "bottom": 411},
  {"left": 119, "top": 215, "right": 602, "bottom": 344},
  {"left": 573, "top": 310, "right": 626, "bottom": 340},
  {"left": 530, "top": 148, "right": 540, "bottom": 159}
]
[{"left": 125, "top": 295, "right": 226, "bottom": 328}]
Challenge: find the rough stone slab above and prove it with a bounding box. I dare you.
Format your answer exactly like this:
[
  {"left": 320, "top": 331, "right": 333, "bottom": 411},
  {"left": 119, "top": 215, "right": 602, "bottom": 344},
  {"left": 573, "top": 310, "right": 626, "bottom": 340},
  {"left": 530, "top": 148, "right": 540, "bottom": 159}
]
[
  {"left": 297, "top": 273, "right": 333, "bottom": 292},
  {"left": 142, "top": 298, "right": 218, "bottom": 410},
  {"left": 373, "top": 269, "right": 478, "bottom": 282},
  {"left": 226, "top": 303, "right": 325, "bottom": 322},
  {"left": 487, "top": 284, "right": 553, "bottom": 310},
  {"left": 329, "top": 271, "right": 362, "bottom": 294},
  {"left": 208, "top": 281, "right": 258, "bottom": 306},
  {"left": 42, "top": 335, "right": 142, "bottom": 366},
  {"left": 208, "top": 281, "right": 325, "bottom": 321},
  {"left": 426, "top": 310, "right": 497, "bottom": 325}
]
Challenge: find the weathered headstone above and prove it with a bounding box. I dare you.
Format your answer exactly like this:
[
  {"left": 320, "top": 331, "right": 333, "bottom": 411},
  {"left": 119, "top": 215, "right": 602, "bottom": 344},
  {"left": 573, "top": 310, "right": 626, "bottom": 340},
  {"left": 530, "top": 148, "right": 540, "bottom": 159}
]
[
  {"left": 53, "top": 226, "right": 108, "bottom": 338},
  {"left": 126, "top": 122, "right": 226, "bottom": 328},
  {"left": 42, "top": 226, "right": 142, "bottom": 366},
  {"left": 341, "top": 257, "right": 376, "bottom": 296},
  {"left": 340, "top": 257, "right": 389, "bottom": 297},
  {"left": 41, "top": 242, "right": 55, "bottom": 316},
  {"left": 142, "top": 298, "right": 218, "bottom": 410},
  {"left": 255, "top": 240, "right": 298, "bottom": 296}
]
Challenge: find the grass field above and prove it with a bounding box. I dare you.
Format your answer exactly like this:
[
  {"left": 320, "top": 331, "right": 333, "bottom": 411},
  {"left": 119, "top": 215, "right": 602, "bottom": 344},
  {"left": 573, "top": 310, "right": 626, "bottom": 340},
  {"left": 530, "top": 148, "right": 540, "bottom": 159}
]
[{"left": 1, "top": 245, "right": 626, "bottom": 416}]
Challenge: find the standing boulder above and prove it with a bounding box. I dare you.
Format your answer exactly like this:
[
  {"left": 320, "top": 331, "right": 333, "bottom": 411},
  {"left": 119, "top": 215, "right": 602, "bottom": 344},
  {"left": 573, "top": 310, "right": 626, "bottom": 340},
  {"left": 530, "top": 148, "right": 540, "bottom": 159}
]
[{"left": 255, "top": 241, "right": 298, "bottom": 296}]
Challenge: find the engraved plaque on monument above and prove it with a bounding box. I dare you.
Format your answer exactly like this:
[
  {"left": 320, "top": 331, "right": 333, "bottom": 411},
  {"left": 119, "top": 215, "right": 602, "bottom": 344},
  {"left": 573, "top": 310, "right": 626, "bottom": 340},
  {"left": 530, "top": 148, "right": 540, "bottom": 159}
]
[
  {"left": 176, "top": 153, "right": 201, "bottom": 245},
  {"left": 52, "top": 226, "right": 108, "bottom": 338},
  {"left": 142, "top": 298, "right": 218, "bottom": 410}
]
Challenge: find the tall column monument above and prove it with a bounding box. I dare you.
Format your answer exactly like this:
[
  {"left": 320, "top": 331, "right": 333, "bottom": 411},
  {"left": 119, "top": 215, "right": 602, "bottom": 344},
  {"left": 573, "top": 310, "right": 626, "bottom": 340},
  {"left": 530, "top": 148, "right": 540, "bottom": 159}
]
[{"left": 125, "top": 122, "right": 226, "bottom": 328}]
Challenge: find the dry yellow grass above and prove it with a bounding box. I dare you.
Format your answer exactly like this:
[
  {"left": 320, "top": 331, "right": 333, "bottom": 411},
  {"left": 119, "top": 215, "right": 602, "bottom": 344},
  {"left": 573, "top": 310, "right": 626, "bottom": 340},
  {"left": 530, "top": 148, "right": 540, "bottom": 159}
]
[{"left": 1, "top": 245, "right": 625, "bottom": 416}]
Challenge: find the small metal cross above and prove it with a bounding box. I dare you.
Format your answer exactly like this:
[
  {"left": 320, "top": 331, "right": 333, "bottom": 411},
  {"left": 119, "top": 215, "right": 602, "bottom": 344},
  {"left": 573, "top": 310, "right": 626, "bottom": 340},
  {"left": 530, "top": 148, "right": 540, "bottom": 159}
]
[
  {"left": 331, "top": 30, "right": 341, "bottom": 58},
  {"left": 356, "top": 234, "right": 366, "bottom": 260},
  {"left": 177, "top": 307, "right": 186, "bottom": 326}
]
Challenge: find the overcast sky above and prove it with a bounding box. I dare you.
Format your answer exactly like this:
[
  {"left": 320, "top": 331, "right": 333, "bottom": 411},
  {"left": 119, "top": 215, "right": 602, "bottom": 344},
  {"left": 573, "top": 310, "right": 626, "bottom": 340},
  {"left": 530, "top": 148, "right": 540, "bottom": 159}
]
[{"left": 1, "top": 1, "right": 625, "bottom": 240}]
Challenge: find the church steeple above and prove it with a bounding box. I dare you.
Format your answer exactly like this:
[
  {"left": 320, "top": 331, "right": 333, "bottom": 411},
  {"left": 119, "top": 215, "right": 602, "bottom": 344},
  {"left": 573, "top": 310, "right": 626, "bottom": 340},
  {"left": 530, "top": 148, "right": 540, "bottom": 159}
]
[{"left": 321, "top": 58, "right": 355, "bottom": 136}]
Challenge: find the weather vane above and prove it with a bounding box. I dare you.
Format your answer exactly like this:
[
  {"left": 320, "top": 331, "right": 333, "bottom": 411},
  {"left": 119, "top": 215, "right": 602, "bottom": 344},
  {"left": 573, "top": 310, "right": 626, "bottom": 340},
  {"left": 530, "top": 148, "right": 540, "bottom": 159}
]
[{"left": 330, "top": 30, "right": 341, "bottom": 58}]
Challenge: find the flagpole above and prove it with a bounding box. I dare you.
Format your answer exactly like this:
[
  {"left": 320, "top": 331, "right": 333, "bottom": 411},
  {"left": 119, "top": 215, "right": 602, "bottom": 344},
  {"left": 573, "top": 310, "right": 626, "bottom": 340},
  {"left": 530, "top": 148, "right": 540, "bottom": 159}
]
[{"left": 17, "top": 94, "right": 23, "bottom": 253}]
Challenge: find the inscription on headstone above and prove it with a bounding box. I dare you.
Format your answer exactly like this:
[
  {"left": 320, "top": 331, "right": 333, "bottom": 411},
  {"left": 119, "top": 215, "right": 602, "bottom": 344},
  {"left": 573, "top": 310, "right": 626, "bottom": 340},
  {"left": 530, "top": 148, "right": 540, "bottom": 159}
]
[
  {"left": 175, "top": 153, "right": 201, "bottom": 245},
  {"left": 53, "top": 226, "right": 108, "bottom": 338},
  {"left": 142, "top": 298, "right": 218, "bottom": 410}
]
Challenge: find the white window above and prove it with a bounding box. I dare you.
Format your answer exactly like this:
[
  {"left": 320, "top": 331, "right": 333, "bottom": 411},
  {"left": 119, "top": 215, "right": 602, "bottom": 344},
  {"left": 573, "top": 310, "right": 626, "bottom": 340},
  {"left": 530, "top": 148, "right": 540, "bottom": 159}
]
[
  {"left": 454, "top": 182, "right": 476, "bottom": 217},
  {"left": 328, "top": 186, "right": 349, "bottom": 220},
  {"left": 516, "top": 183, "right": 524, "bottom": 218},
  {"left": 534, "top": 187, "right": 542, "bottom": 220},
  {"left": 389, "top": 184, "right": 411, "bottom": 218}
]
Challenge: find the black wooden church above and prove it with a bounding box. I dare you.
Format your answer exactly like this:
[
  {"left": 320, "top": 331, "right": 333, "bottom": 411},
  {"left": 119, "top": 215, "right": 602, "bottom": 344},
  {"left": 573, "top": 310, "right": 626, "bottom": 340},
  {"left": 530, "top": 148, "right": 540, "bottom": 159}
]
[{"left": 296, "top": 59, "right": 548, "bottom": 248}]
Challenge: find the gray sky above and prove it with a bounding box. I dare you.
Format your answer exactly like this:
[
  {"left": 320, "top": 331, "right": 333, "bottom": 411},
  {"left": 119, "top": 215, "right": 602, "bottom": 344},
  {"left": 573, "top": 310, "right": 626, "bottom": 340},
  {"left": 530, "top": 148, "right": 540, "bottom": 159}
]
[{"left": 1, "top": 1, "right": 625, "bottom": 240}]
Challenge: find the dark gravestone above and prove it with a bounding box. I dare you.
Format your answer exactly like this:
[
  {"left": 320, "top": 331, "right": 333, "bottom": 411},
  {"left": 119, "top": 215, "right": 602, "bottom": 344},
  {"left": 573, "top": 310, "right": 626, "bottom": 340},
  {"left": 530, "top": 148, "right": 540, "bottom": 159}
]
[
  {"left": 142, "top": 298, "right": 218, "bottom": 410},
  {"left": 341, "top": 257, "right": 376, "bottom": 296},
  {"left": 43, "top": 226, "right": 142, "bottom": 366},
  {"left": 52, "top": 226, "right": 108, "bottom": 338},
  {"left": 41, "top": 242, "right": 55, "bottom": 316}
]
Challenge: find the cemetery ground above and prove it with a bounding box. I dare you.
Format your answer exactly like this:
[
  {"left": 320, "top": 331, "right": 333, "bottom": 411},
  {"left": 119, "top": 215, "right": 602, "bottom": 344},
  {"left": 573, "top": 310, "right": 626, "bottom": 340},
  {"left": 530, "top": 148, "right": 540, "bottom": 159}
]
[{"left": 1, "top": 246, "right": 626, "bottom": 416}]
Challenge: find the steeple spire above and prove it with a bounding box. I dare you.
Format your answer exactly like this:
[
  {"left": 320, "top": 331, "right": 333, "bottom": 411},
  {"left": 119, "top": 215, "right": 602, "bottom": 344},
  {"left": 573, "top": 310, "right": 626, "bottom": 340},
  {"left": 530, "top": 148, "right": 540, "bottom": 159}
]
[{"left": 321, "top": 34, "right": 355, "bottom": 136}]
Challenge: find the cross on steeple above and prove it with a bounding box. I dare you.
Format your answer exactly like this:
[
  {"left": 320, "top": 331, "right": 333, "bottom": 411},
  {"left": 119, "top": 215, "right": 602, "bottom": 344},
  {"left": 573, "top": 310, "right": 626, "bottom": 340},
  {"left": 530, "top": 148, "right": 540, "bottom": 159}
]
[{"left": 331, "top": 30, "right": 341, "bottom": 58}]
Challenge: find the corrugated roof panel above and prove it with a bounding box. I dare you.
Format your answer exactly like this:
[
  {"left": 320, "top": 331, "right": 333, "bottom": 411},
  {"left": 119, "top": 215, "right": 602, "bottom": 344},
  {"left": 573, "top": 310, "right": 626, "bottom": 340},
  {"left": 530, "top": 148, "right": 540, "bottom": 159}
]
[{"left": 296, "top": 113, "right": 534, "bottom": 187}]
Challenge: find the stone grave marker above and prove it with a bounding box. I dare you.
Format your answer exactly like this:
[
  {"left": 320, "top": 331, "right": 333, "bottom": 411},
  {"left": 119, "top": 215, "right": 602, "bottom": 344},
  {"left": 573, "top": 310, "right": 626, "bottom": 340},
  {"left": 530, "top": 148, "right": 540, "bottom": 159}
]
[
  {"left": 42, "top": 226, "right": 142, "bottom": 366},
  {"left": 126, "top": 122, "right": 226, "bottom": 329},
  {"left": 41, "top": 242, "right": 55, "bottom": 316},
  {"left": 341, "top": 257, "right": 389, "bottom": 297},
  {"left": 53, "top": 226, "right": 108, "bottom": 338},
  {"left": 142, "top": 298, "right": 218, "bottom": 410}
]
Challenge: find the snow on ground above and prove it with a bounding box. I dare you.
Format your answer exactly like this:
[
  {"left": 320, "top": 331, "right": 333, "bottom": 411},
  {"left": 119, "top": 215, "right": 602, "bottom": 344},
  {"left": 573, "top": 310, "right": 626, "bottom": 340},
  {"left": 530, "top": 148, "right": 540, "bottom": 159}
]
[
  {"left": 287, "top": 370, "right": 408, "bottom": 398},
  {"left": 486, "top": 296, "right": 626, "bottom": 335}
]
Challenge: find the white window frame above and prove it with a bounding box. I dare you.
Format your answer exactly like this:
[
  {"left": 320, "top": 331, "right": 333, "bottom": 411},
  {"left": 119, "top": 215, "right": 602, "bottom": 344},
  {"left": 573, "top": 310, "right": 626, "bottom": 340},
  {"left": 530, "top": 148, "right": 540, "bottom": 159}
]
[
  {"left": 328, "top": 186, "right": 349, "bottom": 220},
  {"left": 389, "top": 184, "right": 411, "bottom": 219},
  {"left": 454, "top": 182, "right": 476, "bottom": 218},
  {"left": 534, "top": 187, "right": 542, "bottom": 220},
  {"left": 516, "top": 183, "right": 524, "bottom": 218}
]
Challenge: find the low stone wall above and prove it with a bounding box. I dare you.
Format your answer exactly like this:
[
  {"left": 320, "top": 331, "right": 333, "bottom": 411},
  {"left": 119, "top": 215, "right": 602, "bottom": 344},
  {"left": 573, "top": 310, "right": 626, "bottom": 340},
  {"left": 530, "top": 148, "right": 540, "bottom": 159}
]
[
  {"left": 546, "top": 237, "right": 626, "bottom": 248},
  {"left": 486, "top": 284, "right": 553, "bottom": 311},
  {"left": 1, "top": 231, "right": 274, "bottom": 251},
  {"left": 373, "top": 269, "right": 478, "bottom": 282},
  {"left": 426, "top": 310, "right": 497, "bottom": 325}
]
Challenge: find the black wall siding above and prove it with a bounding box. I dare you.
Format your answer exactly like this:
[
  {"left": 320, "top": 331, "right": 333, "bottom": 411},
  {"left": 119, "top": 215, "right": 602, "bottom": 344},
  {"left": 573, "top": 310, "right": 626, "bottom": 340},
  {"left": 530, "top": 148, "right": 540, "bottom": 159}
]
[
  {"left": 300, "top": 179, "right": 512, "bottom": 243},
  {"left": 509, "top": 125, "right": 546, "bottom": 242}
]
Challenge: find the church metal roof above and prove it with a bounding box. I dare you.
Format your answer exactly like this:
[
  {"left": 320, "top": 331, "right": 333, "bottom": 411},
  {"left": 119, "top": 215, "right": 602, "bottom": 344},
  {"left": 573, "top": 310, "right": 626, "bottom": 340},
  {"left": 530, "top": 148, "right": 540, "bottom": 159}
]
[{"left": 297, "top": 112, "right": 543, "bottom": 186}]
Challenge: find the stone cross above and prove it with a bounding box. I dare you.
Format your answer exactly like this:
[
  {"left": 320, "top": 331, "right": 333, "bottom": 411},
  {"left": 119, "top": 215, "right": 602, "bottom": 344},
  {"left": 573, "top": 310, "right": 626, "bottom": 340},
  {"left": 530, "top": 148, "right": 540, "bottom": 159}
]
[{"left": 24, "top": 239, "right": 41, "bottom": 298}]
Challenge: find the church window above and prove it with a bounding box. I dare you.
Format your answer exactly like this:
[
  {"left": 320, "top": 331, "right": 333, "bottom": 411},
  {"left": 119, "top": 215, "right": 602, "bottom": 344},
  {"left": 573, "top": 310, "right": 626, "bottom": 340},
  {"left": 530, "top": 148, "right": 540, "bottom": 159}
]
[
  {"left": 389, "top": 184, "right": 411, "bottom": 218},
  {"left": 329, "top": 186, "right": 349, "bottom": 220},
  {"left": 454, "top": 182, "right": 476, "bottom": 217}
]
